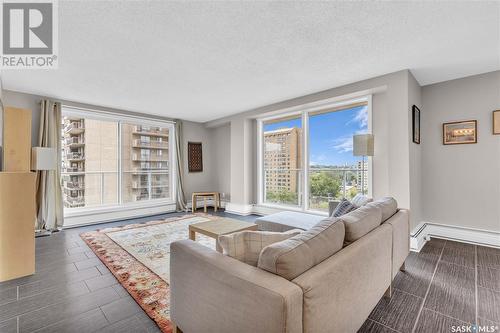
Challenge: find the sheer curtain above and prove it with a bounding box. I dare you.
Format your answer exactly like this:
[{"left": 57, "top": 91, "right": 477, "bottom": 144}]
[
  {"left": 36, "top": 100, "right": 64, "bottom": 231},
  {"left": 175, "top": 120, "right": 187, "bottom": 211}
]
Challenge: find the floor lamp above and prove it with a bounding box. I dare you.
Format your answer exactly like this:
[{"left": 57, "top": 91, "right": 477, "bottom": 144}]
[
  {"left": 31, "top": 147, "right": 57, "bottom": 237},
  {"left": 353, "top": 134, "right": 374, "bottom": 195}
]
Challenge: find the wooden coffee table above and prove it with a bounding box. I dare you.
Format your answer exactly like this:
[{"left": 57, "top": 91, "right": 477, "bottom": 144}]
[{"left": 189, "top": 218, "right": 258, "bottom": 252}]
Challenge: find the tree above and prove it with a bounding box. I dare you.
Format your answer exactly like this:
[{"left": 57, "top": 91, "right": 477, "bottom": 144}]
[
  {"left": 310, "top": 172, "right": 340, "bottom": 198},
  {"left": 347, "top": 186, "right": 358, "bottom": 199},
  {"left": 266, "top": 189, "right": 298, "bottom": 205}
]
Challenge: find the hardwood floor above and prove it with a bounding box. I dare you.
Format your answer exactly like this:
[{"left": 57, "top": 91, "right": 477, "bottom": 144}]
[{"left": 0, "top": 211, "right": 498, "bottom": 333}]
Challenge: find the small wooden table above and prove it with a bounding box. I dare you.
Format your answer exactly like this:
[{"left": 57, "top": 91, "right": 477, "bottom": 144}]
[
  {"left": 188, "top": 218, "right": 258, "bottom": 252},
  {"left": 192, "top": 191, "right": 221, "bottom": 213}
]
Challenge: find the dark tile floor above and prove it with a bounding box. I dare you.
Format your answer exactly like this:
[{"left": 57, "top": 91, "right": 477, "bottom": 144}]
[
  {"left": 359, "top": 238, "right": 500, "bottom": 333},
  {"left": 0, "top": 210, "right": 498, "bottom": 333}
]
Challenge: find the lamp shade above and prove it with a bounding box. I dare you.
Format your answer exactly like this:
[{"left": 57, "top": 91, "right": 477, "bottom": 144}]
[
  {"left": 31, "top": 147, "right": 57, "bottom": 170},
  {"left": 353, "top": 134, "right": 374, "bottom": 156}
]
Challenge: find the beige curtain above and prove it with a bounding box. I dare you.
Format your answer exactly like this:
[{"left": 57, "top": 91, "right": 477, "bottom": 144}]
[
  {"left": 175, "top": 120, "right": 187, "bottom": 211},
  {"left": 36, "top": 100, "right": 64, "bottom": 230}
]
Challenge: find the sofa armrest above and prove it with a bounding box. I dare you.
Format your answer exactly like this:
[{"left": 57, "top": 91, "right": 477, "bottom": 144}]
[
  {"left": 385, "top": 209, "right": 410, "bottom": 278},
  {"left": 170, "top": 240, "right": 303, "bottom": 333},
  {"left": 328, "top": 200, "right": 340, "bottom": 216}
]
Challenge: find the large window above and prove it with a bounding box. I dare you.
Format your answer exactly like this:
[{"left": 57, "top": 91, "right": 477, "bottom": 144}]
[
  {"left": 259, "top": 98, "right": 370, "bottom": 213},
  {"left": 61, "top": 109, "right": 174, "bottom": 212}
]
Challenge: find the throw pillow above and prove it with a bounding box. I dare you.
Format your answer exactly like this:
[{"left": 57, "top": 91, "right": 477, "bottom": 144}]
[
  {"left": 351, "top": 194, "right": 373, "bottom": 208},
  {"left": 218, "top": 229, "right": 302, "bottom": 266},
  {"left": 366, "top": 197, "right": 398, "bottom": 222},
  {"left": 258, "top": 217, "right": 345, "bottom": 280},
  {"left": 339, "top": 204, "right": 382, "bottom": 245},
  {"left": 331, "top": 198, "right": 356, "bottom": 217}
]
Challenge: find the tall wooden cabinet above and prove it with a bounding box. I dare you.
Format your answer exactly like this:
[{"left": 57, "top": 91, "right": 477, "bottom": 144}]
[
  {"left": 2, "top": 107, "right": 32, "bottom": 171},
  {"left": 0, "top": 107, "right": 36, "bottom": 282},
  {"left": 0, "top": 172, "right": 36, "bottom": 281}
]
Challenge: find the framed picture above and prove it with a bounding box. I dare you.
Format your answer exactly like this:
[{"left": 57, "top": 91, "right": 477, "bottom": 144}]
[
  {"left": 412, "top": 105, "right": 420, "bottom": 144},
  {"left": 188, "top": 142, "right": 203, "bottom": 172},
  {"left": 493, "top": 110, "right": 500, "bottom": 135},
  {"left": 442, "top": 120, "right": 477, "bottom": 145}
]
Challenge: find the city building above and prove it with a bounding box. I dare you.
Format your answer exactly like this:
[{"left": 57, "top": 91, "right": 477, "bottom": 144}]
[
  {"left": 356, "top": 160, "right": 368, "bottom": 194},
  {"left": 121, "top": 124, "right": 170, "bottom": 203},
  {"left": 61, "top": 116, "right": 87, "bottom": 208},
  {"left": 263, "top": 127, "right": 301, "bottom": 194}
]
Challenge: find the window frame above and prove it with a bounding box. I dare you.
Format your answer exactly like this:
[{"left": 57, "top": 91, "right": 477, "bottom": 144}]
[
  {"left": 257, "top": 95, "right": 372, "bottom": 215},
  {"left": 61, "top": 106, "right": 177, "bottom": 219}
]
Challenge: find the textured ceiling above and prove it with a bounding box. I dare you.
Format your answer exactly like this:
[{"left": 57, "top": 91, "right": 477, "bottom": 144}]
[{"left": 1, "top": 1, "right": 499, "bottom": 122}]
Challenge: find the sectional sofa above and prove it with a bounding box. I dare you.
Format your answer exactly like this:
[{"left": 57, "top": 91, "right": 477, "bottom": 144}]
[{"left": 170, "top": 197, "right": 409, "bottom": 333}]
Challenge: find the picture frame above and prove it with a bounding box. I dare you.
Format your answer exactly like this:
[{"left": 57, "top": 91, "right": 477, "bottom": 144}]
[
  {"left": 442, "top": 120, "right": 477, "bottom": 145},
  {"left": 188, "top": 142, "right": 203, "bottom": 172},
  {"left": 412, "top": 105, "right": 420, "bottom": 144},
  {"left": 493, "top": 110, "right": 500, "bottom": 135}
]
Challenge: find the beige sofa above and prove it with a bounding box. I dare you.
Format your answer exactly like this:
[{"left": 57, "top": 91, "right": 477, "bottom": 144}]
[{"left": 170, "top": 197, "right": 409, "bottom": 333}]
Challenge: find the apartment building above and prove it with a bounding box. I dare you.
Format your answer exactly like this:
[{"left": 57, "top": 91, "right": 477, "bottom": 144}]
[
  {"left": 121, "top": 124, "right": 170, "bottom": 203},
  {"left": 61, "top": 116, "right": 87, "bottom": 208},
  {"left": 263, "top": 127, "right": 301, "bottom": 194},
  {"left": 356, "top": 160, "right": 368, "bottom": 194},
  {"left": 61, "top": 118, "right": 169, "bottom": 208}
]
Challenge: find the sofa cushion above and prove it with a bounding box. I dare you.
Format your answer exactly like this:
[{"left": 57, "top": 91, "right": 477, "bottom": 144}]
[
  {"left": 257, "top": 218, "right": 345, "bottom": 280},
  {"left": 218, "top": 229, "right": 302, "bottom": 266},
  {"left": 331, "top": 198, "right": 357, "bottom": 217},
  {"left": 351, "top": 194, "right": 373, "bottom": 207},
  {"left": 256, "top": 211, "right": 324, "bottom": 232},
  {"left": 339, "top": 204, "right": 382, "bottom": 244},
  {"left": 366, "top": 197, "right": 398, "bottom": 222}
]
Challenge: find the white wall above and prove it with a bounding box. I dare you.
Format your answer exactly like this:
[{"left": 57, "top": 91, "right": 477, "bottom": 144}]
[
  {"left": 228, "top": 117, "right": 254, "bottom": 211},
  {"left": 2, "top": 90, "right": 41, "bottom": 146},
  {"left": 211, "top": 123, "right": 231, "bottom": 201},
  {"left": 181, "top": 120, "right": 218, "bottom": 202},
  {"left": 408, "top": 72, "right": 423, "bottom": 230},
  {"left": 422, "top": 71, "right": 500, "bottom": 233}
]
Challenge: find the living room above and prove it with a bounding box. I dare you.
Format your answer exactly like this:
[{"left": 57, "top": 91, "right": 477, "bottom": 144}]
[{"left": 0, "top": 1, "right": 498, "bottom": 333}]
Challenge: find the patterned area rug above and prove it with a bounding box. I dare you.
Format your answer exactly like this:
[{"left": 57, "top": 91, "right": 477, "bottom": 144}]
[{"left": 80, "top": 214, "right": 218, "bottom": 333}]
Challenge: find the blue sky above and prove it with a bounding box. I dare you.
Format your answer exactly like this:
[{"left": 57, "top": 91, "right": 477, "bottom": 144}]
[{"left": 264, "top": 105, "right": 368, "bottom": 166}]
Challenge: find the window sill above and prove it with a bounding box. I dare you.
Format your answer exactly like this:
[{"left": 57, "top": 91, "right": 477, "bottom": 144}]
[{"left": 254, "top": 203, "right": 329, "bottom": 217}]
